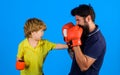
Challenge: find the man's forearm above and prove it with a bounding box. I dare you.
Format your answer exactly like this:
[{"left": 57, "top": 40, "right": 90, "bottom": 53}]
[{"left": 73, "top": 46, "right": 89, "bottom": 71}]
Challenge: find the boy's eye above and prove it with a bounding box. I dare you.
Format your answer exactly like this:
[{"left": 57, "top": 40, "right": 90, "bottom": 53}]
[
  {"left": 40, "top": 30, "right": 44, "bottom": 33},
  {"left": 41, "top": 30, "right": 44, "bottom": 32}
]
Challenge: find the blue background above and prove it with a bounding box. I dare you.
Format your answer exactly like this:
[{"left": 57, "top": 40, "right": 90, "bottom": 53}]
[{"left": 0, "top": 0, "right": 119, "bottom": 75}]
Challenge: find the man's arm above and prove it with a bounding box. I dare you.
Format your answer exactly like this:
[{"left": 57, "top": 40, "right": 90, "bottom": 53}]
[
  {"left": 73, "top": 46, "right": 96, "bottom": 71},
  {"left": 55, "top": 44, "right": 68, "bottom": 49}
]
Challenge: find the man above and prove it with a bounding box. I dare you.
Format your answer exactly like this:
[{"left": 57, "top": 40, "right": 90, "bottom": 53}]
[{"left": 63, "top": 4, "right": 106, "bottom": 75}]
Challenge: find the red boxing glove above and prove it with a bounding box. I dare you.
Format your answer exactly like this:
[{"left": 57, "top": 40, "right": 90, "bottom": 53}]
[
  {"left": 67, "top": 25, "right": 83, "bottom": 46},
  {"left": 62, "top": 22, "right": 74, "bottom": 42},
  {"left": 62, "top": 22, "right": 83, "bottom": 46},
  {"left": 16, "top": 60, "right": 25, "bottom": 70}
]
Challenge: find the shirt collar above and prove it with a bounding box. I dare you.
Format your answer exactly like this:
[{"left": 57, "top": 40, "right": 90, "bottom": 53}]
[
  {"left": 23, "top": 38, "right": 44, "bottom": 48},
  {"left": 88, "top": 25, "right": 100, "bottom": 37}
]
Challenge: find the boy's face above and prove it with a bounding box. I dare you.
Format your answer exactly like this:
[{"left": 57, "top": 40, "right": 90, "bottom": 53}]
[{"left": 31, "top": 29, "right": 44, "bottom": 41}]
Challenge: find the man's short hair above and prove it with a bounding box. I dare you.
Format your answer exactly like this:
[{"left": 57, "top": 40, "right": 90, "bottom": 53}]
[{"left": 71, "top": 4, "right": 95, "bottom": 22}]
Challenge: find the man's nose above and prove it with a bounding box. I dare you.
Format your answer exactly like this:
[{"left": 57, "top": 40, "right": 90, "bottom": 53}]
[{"left": 76, "top": 22, "right": 79, "bottom": 25}]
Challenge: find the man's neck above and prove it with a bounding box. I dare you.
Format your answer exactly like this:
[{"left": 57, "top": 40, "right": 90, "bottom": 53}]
[{"left": 89, "top": 22, "right": 96, "bottom": 33}]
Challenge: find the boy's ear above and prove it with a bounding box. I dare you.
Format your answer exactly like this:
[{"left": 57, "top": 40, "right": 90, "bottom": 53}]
[{"left": 31, "top": 32, "right": 35, "bottom": 36}]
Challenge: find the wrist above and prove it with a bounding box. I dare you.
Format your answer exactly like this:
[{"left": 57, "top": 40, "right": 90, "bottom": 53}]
[
  {"left": 73, "top": 46, "right": 80, "bottom": 51},
  {"left": 72, "top": 39, "right": 82, "bottom": 46}
]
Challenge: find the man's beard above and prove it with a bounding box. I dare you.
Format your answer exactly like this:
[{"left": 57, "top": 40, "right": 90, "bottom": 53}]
[
  {"left": 67, "top": 24, "right": 90, "bottom": 59},
  {"left": 67, "top": 22, "right": 90, "bottom": 59},
  {"left": 78, "top": 24, "right": 90, "bottom": 44}
]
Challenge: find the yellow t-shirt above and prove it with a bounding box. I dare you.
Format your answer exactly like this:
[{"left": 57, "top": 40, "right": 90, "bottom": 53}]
[{"left": 17, "top": 38, "right": 56, "bottom": 75}]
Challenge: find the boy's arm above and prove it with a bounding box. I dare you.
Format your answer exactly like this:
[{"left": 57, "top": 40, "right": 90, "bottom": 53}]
[
  {"left": 16, "top": 42, "right": 24, "bottom": 61},
  {"left": 55, "top": 44, "right": 68, "bottom": 49}
]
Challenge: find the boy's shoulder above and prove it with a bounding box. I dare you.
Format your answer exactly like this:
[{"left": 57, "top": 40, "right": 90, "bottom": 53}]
[
  {"left": 18, "top": 38, "right": 28, "bottom": 47},
  {"left": 40, "top": 39, "right": 49, "bottom": 45},
  {"left": 41, "top": 39, "right": 54, "bottom": 43},
  {"left": 41, "top": 39, "right": 49, "bottom": 42},
  {"left": 40, "top": 39, "right": 55, "bottom": 45}
]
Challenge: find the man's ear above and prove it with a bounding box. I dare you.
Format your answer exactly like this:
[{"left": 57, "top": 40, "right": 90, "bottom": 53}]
[{"left": 85, "top": 15, "right": 92, "bottom": 23}]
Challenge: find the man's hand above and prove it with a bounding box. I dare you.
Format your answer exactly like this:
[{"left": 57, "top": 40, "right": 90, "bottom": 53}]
[
  {"left": 62, "top": 22, "right": 74, "bottom": 42},
  {"left": 67, "top": 25, "right": 83, "bottom": 47}
]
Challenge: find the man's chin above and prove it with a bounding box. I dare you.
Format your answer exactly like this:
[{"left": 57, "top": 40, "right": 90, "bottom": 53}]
[{"left": 78, "top": 24, "right": 84, "bottom": 28}]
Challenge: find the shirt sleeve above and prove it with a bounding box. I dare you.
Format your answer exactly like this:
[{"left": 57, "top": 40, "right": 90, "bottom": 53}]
[
  {"left": 17, "top": 42, "right": 24, "bottom": 59},
  {"left": 44, "top": 40, "right": 56, "bottom": 52},
  {"left": 42, "top": 40, "right": 56, "bottom": 61}
]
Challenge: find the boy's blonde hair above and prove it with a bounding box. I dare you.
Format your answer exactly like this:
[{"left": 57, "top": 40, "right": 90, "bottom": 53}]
[{"left": 24, "top": 18, "right": 46, "bottom": 38}]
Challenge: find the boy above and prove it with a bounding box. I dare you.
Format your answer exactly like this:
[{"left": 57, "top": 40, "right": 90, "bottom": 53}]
[{"left": 16, "top": 18, "right": 68, "bottom": 75}]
